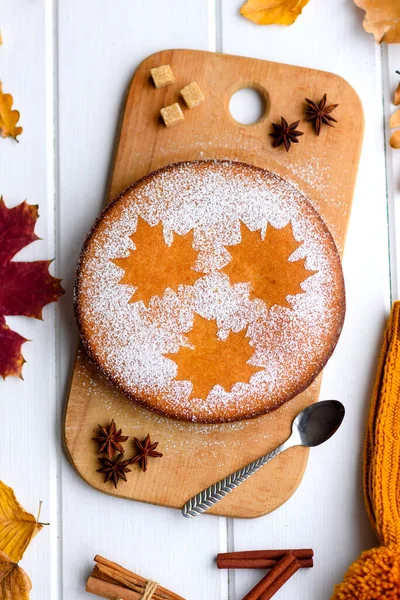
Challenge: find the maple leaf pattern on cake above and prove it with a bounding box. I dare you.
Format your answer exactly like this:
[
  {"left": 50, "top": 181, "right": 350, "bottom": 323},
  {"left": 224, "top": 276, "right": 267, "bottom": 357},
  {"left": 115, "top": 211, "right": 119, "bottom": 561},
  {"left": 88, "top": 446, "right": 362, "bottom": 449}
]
[
  {"left": 223, "top": 221, "right": 316, "bottom": 309},
  {"left": 0, "top": 198, "right": 64, "bottom": 379},
  {"left": 112, "top": 217, "right": 199, "bottom": 305},
  {"left": 165, "top": 315, "right": 261, "bottom": 399}
]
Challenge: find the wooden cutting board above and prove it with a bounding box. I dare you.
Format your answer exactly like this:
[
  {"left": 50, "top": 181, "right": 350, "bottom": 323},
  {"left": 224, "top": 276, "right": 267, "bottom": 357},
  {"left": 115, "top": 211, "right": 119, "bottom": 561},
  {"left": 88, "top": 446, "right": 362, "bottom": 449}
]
[{"left": 64, "top": 49, "right": 364, "bottom": 518}]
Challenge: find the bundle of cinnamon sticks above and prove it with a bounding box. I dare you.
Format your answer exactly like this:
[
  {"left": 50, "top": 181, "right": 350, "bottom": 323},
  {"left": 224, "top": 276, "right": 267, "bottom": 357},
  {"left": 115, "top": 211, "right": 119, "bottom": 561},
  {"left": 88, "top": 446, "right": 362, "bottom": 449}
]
[
  {"left": 217, "top": 549, "right": 313, "bottom": 600},
  {"left": 86, "top": 555, "right": 185, "bottom": 600}
]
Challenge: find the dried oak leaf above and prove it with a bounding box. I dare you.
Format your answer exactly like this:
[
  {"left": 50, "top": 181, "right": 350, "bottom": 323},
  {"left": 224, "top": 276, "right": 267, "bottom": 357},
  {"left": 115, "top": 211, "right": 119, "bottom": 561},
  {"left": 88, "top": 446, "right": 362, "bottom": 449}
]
[
  {"left": 0, "top": 551, "right": 32, "bottom": 600},
  {"left": 0, "top": 82, "right": 22, "bottom": 140},
  {"left": 0, "top": 198, "right": 64, "bottom": 379},
  {"left": 354, "top": 0, "right": 400, "bottom": 44},
  {"left": 0, "top": 481, "right": 43, "bottom": 563},
  {"left": 240, "top": 0, "right": 310, "bottom": 26}
]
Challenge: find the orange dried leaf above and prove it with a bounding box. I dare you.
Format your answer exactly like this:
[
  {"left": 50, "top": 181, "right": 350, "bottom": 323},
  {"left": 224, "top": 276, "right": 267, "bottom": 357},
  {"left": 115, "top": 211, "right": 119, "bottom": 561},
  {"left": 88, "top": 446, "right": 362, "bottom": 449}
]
[
  {"left": 0, "top": 82, "right": 22, "bottom": 140},
  {"left": 354, "top": 0, "right": 400, "bottom": 44},
  {"left": 0, "top": 551, "right": 31, "bottom": 600},
  {"left": 240, "top": 0, "right": 310, "bottom": 26},
  {"left": 0, "top": 481, "right": 43, "bottom": 563}
]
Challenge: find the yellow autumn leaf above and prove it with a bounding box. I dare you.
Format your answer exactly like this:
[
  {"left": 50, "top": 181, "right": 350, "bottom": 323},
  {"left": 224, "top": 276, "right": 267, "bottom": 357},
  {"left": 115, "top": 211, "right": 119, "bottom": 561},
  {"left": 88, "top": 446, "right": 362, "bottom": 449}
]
[
  {"left": 0, "top": 81, "right": 23, "bottom": 140},
  {"left": 354, "top": 0, "right": 400, "bottom": 44},
  {"left": 240, "top": 0, "right": 310, "bottom": 26},
  {"left": 0, "top": 550, "right": 32, "bottom": 600},
  {"left": 0, "top": 481, "right": 43, "bottom": 563}
]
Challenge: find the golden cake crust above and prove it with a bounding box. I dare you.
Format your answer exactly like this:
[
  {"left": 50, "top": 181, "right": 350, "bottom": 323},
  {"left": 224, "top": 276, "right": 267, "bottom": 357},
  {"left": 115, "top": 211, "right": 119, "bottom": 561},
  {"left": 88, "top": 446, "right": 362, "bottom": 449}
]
[{"left": 75, "top": 160, "right": 345, "bottom": 423}]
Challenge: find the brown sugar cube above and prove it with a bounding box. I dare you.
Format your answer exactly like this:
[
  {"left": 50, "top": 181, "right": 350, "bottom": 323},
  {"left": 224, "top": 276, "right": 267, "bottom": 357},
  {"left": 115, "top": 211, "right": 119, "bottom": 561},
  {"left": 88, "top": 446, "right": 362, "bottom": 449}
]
[
  {"left": 160, "top": 103, "right": 184, "bottom": 128},
  {"left": 180, "top": 82, "right": 205, "bottom": 109},
  {"left": 150, "top": 64, "right": 175, "bottom": 89}
]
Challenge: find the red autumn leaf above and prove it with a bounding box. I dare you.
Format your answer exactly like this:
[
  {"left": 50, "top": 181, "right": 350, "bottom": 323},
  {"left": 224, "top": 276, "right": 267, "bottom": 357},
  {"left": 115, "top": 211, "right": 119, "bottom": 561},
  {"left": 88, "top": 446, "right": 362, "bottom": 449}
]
[
  {"left": 0, "top": 316, "right": 27, "bottom": 379},
  {"left": 0, "top": 197, "right": 64, "bottom": 379}
]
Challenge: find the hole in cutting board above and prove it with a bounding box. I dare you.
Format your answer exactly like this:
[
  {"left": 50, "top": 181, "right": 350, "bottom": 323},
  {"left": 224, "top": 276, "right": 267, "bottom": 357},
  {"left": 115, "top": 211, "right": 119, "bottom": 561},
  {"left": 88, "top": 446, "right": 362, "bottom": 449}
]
[{"left": 229, "top": 86, "right": 267, "bottom": 125}]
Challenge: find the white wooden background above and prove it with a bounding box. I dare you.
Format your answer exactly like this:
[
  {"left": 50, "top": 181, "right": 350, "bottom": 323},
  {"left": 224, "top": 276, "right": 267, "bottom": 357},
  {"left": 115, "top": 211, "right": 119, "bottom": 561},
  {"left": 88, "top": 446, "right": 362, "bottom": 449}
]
[{"left": 1, "top": 1, "right": 399, "bottom": 598}]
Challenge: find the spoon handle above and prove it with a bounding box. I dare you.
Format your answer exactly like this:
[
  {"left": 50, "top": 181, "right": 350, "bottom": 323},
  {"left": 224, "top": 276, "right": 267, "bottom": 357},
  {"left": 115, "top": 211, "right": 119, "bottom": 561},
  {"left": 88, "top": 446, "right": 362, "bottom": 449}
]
[{"left": 182, "top": 439, "right": 292, "bottom": 518}]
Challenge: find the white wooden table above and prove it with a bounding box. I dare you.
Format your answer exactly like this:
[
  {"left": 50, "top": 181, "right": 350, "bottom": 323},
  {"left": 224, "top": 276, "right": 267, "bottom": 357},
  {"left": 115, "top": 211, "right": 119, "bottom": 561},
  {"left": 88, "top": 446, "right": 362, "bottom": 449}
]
[{"left": 1, "top": 1, "right": 399, "bottom": 599}]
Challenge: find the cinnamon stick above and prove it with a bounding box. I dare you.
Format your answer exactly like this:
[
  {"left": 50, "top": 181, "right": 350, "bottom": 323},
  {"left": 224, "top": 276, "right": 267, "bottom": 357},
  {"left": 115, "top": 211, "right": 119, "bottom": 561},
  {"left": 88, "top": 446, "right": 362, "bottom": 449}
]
[
  {"left": 94, "top": 556, "right": 184, "bottom": 600},
  {"left": 242, "top": 553, "right": 300, "bottom": 600},
  {"left": 86, "top": 556, "right": 185, "bottom": 600},
  {"left": 217, "top": 557, "right": 313, "bottom": 569},
  {"left": 217, "top": 549, "right": 313, "bottom": 562},
  {"left": 95, "top": 564, "right": 145, "bottom": 593},
  {"left": 86, "top": 575, "right": 142, "bottom": 600},
  {"left": 259, "top": 558, "right": 301, "bottom": 600}
]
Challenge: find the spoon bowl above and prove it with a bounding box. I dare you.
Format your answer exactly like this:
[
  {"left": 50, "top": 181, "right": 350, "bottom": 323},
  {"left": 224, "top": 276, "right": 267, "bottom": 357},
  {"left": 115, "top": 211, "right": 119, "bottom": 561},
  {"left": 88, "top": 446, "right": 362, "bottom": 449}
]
[{"left": 293, "top": 400, "right": 345, "bottom": 448}]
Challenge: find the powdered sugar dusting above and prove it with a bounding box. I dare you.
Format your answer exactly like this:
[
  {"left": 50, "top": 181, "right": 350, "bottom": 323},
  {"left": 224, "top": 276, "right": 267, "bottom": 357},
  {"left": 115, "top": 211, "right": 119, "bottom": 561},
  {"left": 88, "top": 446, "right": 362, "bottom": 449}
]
[{"left": 76, "top": 161, "right": 344, "bottom": 423}]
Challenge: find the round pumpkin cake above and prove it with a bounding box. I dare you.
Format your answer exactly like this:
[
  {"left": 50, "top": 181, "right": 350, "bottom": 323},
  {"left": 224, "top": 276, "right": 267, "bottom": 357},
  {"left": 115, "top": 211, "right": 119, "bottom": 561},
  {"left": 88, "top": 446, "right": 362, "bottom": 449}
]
[{"left": 75, "top": 160, "right": 345, "bottom": 423}]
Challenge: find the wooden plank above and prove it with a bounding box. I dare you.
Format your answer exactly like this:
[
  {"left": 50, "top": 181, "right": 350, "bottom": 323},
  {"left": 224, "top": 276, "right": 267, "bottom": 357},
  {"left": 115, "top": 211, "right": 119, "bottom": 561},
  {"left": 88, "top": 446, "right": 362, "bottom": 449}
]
[
  {"left": 0, "top": 1, "right": 58, "bottom": 599},
  {"left": 384, "top": 44, "right": 400, "bottom": 301},
  {"left": 64, "top": 48, "right": 363, "bottom": 519},
  {"left": 220, "top": 2, "right": 391, "bottom": 599},
  {"left": 56, "top": 4, "right": 226, "bottom": 600}
]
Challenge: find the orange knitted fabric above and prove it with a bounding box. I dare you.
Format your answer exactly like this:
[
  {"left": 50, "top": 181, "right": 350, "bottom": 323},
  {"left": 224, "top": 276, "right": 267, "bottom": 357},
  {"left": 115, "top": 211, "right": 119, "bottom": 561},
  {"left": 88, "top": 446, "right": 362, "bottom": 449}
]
[{"left": 331, "top": 302, "right": 400, "bottom": 599}]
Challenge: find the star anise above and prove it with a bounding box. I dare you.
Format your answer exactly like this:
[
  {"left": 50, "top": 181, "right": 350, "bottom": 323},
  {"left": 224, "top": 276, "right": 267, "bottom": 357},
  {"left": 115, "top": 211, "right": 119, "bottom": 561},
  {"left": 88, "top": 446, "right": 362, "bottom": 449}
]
[
  {"left": 92, "top": 419, "right": 128, "bottom": 459},
  {"left": 131, "top": 434, "right": 163, "bottom": 472},
  {"left": 270, "top": 117, "right": 303, "bottom": 152},
  {"left": 305, "top": 94, "right": 338, "bottom": 136},
  {"left": 97, "top": 453, "right": 133, "bottom": 488}
]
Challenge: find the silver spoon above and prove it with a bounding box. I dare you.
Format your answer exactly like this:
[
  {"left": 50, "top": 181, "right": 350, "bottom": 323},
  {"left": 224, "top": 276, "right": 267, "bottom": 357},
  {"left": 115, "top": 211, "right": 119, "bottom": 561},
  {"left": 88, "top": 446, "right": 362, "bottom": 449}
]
[{"left": 182, "top": 400, "right": 345, "bottom": 518}]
